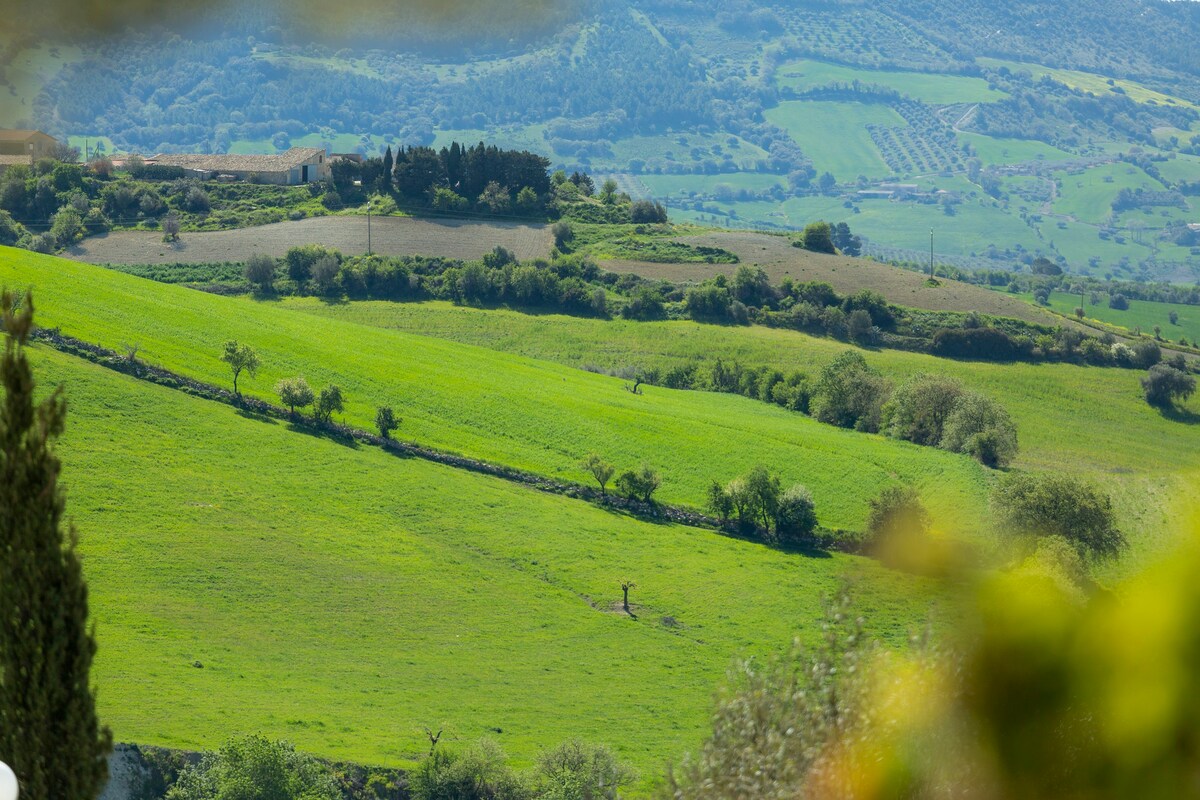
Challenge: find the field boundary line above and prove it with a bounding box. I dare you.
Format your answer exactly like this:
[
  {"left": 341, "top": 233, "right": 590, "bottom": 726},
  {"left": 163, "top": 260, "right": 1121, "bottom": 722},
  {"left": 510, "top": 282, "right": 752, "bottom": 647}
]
[{"left": 31, "top": 326, "right": 863, "bottom": 554}]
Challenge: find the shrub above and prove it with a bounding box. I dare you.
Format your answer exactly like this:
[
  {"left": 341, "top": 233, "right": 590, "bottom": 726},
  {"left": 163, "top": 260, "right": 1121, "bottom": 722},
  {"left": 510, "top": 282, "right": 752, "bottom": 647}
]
[
  {"left": 286, "top": 244, "right": 340, "bottom": 284},
  {"left": 931, "top": 327, "right": 1023, "bottom": 361},
  {"left": 551, "top": 220, "right": 574, "bottom": 249},
  {"left": 409, "top": 740, "right": 526, "bottom": 800},
  {"left": 811, "top": 350, "right": 890, "bottom": 432},
  {"left": 801, "top": 220, "right": 836, "bottom": 253},
  {"left": 1108, "top": 293, "right": 1130, "bottom": 310},
  {"left": 883, "top": 373, "right": 966, "bottom": 446},
  {"left": 620, "top": 288, "right": 666, "bottom": 321},
  {"left": 1132, "top": 339, "right": 1162, "bottom": 369},
  {"left": 0, "top": 210, "right": 26, "bottom": 246},
  {"left": 535, "top": 740, "right": 634, "bottom": 800},
  {"left": 992, "top": 472, "right": 1125, "bottom": 559},
  {"left": 630, "top": 199, "right": 667, "bottom": 224},
  {"left": 615, "top": 464, "right": 661, "bottom": 503},
  {"left": 775, "top": 484, "right": 818, "bottom": 545},
  {"left": 166, "top": 735, "right": 338, "bottom": 800},
  {"left": 939, "top": 392, "right": 1018, "bottom": 468},
  {"left": 311, "top": 254, "right": 341, "bottom": 295},
  {"left": 184, "top": 186, "right": 210, "bottom": 213},
  {"left": 1141, "top": 364, "right": 1196, "bottom": 408},
  {"left": 243, "top": 253, "right": 277, "bottom": 292},
  {"left": 866, "top": 485, "right": 930, "bottom": 545}
]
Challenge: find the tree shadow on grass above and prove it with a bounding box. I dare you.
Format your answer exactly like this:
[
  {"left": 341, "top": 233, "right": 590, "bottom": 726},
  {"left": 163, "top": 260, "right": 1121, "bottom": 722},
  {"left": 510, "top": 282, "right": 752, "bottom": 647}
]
[
  {"left": 284, "top": 421, "right": 361, "bottom": 449},
  {"left": 1159, "top": 405, "right": 1200, "bottom": 425},
  {"left": 235, "top": 408, "right": 277, "bottom": 425}
]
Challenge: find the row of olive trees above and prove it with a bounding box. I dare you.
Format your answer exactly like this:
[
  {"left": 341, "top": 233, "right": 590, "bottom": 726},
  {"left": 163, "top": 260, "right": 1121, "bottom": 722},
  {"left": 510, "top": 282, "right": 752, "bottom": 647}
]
[{"left": 219, "top": 341, "right": 399, "bottom": 438}]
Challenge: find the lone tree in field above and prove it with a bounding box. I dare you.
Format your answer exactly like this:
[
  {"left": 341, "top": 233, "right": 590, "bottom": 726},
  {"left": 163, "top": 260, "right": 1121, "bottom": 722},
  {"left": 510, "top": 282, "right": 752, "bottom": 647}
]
[
  {"left": 1141, "top": 363, "right": 1196, "bottom": 409},
  {"left": 275, "top": 376, "right": 314, "bottom": 415},
  {"left": 314, "top": 385, "right": 344, "bottom": 423},
  {"left": 0, "top": 291, "right": 113, "bottom": 800},
  {"left": 375, "top": 405, "right": 399, "bottom": 439},
  {"left": 580, "top": 452, "right": 615, "bottom": 494},
  {"left": 221, "top": 340, "right": 260, "bottom": 397},
  {"left": 162, "top": 212, "right": 181, "bottom": 242}
]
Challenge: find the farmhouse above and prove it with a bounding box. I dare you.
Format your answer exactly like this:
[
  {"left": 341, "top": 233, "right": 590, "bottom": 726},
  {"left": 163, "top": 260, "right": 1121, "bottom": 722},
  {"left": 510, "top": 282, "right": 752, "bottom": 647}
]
[
  {"left": 149, "top": 147, "right": 331, "bottom": 185},
  {"left": 0, "top": 129, "right": 62, "bottom": 173}
]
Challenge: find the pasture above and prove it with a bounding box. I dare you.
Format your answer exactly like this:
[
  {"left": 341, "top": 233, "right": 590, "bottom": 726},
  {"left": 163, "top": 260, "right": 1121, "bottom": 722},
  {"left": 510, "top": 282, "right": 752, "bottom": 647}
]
[
  {"left": 956, "top": 132, "right": 1075, "bottom": 165},
  {"left": 42, "top": 347, "right": 938, "bottom": 779},
  {"left": 976, "top": 57, "right": 1200, "bottom": 111},
  {"left": 1052, "top": 162, "right": 1159, "bottom": 224},
  {"left": 1026, "top": 290, "right": 1200, "bottom": 344},
  {"left": 763, "top": 101, "right": 904, "bottom": 181},
  {"left": 1, "top": 248, "right": 991, "bottom": 533},
  {"left": 64, "top": 216, "right": 554, "bottom": 264},
  {"left": 776, "top": 58, "right": 1007, "bottom": 104}
]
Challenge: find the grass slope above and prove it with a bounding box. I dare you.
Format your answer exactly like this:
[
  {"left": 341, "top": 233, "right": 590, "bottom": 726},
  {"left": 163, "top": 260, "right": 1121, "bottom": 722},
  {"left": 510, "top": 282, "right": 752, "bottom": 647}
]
[
  {"left": 1024, "top": 290, "right": 1200, "bottom": 344},
  {"left": 764, "top": 101, "right": 903, "bottom": 181},
  {"left": 1, "top": 247, "right": 988, "bottom": 532},
  {"left": 777, "top": 59, "right": 1006, "bottom": 104},
  {"left": 42, "top": 346, "right": 936, "bottom": 779}
]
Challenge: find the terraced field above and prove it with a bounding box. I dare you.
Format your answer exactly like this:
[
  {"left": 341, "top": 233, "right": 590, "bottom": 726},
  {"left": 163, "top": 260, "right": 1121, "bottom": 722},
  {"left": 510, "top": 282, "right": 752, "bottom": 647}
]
[{"left": 64, "top": 216, "right": 554, "bottom": 265}]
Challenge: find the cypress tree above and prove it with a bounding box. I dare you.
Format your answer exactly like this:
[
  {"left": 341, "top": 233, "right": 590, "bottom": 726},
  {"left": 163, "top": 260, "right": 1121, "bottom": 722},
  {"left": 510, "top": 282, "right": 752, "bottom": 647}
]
[
  {"left": 0, "top": 291, "right": 112, "bottom": 800},
  {"left": 381, "top": 145, "right": 394, "bottom": 192}
]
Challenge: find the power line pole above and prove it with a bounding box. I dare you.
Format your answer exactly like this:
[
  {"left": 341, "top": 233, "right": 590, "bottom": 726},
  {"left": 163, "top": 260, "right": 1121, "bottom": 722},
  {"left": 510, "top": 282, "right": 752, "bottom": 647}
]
[
  {"left": 367, "top": 202, "right": 372, "bottom": 256},
  {"left": 929, "top": 228, "right": 934, "bottom": 279}
]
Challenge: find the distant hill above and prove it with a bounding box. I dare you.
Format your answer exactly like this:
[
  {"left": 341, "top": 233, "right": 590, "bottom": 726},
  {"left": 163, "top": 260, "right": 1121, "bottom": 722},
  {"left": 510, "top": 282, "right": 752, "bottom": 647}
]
[{"left": 4, "top": 0, "right": 1199, "bottom": 280}]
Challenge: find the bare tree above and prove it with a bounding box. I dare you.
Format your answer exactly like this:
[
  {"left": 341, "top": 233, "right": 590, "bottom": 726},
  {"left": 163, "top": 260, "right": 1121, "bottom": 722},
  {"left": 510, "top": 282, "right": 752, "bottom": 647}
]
[
  {"left": 162, "top": 212, "right": 181, "bottom": 242},
  {"left": 620, "top": 579, "right": 637, "bottom": 615}
]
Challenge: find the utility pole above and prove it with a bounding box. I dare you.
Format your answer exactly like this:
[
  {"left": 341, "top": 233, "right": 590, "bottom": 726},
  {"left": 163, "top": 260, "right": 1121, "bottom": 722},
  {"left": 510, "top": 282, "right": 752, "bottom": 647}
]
[
  {"left": 367, "top": 201, "right": 372, "bottom": 256},
  {"left": 929, "top": 228, "right": 934, "bottom": 279}
]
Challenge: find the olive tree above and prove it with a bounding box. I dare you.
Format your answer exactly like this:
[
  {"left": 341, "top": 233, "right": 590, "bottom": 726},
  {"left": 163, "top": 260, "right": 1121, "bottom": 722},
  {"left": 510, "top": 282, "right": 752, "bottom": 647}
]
[
  {"left": 580, "top": 453, "right": 615, "bottom": 494},
  {"left": 883, "top": 373, "right": 966, "bottom": 446},
  {"left": 375, "top": 405, "right": 399, "bottom": 438},
  {"left": 220, "top": 340, "right": 260, "bottom": 396},
  {"left": 992, "top": 472, "right": 1125, "bottom": 560},
  {"left": 811, "top": 351, "right": 891, "bottom": 432},
  {"left": 275, "top": 376, "right": 314, "bottom": 415},
  {"left": 314, "top": 385, "right": 344, "bottom": 423},
  {"left": 939, "top": 392, "right": 1018, "bottom": 468},
  {"left": 243, "top": 253, "right": 277, "bottom": 293},
  {"left": 1141, "top": 363, "right": 1196, "bottom": 408}
]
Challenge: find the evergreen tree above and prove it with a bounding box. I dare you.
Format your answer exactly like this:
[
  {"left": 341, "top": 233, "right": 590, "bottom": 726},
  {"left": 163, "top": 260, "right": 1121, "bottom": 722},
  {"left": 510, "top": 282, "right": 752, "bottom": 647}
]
[
  {"left": 0, "top": 291, "right": 112, "bottom": 800},
  {"left": 380, "top": 145, "right": 394, "bottom": 193}
]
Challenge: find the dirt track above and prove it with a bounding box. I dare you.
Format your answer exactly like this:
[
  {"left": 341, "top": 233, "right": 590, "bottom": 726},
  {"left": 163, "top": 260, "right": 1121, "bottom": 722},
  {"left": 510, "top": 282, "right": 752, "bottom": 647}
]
[{"left": 65, "top": 215, "right": 554, "bottom": 265}]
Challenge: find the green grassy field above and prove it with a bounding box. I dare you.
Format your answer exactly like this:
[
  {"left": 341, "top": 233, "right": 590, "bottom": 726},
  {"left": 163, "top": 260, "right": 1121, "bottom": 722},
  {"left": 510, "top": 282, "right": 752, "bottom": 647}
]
[
  {"left": 764, "top": 101, "right": 904, "bottom": 181},
  {"left": 1154, "top": 154, "right": 1200, "bottom": 184},
  {"left": 956, "top": 132, "right": 1074, "bottom": 166},
  {"left": 977, "top": 57, "right": 1200, "bottom": 111},
  {"left": 1053, "top": 162, "right": 1160, "bottom": 224},
  {"left": 1023, "top": 290, "right": 1200, "bottom": 344},
  {"left": 276, "top": 299, "right": 1199, "bottom": 485},
  {"left": 637, "top": 172, "right": 786, "bottom": 198},
  {"left": 1, "top": 247, "right": 990, "bottom": 533},
  {"left": 777, "top": 59, "right": 1007, "bottom": 104},
  {"left": 42, "top": 345, "right": 937, "bottom": 780}
]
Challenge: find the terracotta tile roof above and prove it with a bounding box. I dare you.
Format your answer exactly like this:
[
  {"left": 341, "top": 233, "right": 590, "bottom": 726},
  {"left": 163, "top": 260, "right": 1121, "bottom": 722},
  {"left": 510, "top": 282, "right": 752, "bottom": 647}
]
[{"left": 151, "top": 147, "right": 326, "bottom": 174}]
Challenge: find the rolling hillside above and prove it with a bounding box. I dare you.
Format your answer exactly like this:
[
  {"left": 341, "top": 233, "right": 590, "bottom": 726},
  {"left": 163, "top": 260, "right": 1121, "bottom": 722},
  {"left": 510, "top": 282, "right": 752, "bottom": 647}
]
[
  {"left": 43, "top": 345, "right": 937, "bottom": 777},
  {"left": 1, "top": 246, "right": 991, "bottom": 532}
]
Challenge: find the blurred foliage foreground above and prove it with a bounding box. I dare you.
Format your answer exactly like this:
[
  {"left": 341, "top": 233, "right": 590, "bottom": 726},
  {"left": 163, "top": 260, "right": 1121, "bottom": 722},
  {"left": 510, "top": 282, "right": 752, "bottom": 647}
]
[{"left": 666, "top": 508, "right": 1200, "bottom": 800}]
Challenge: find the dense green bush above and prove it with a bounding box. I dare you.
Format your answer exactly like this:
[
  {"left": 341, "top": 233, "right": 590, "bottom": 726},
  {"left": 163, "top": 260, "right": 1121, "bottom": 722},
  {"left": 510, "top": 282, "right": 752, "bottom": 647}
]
[
  {"left": 1141, "top": 363, "right": 1196, "bottom": 408},
  {"left": 811, "top": 351, "right": 890, "bottom": 432},
  {"left": 883, "top": 373, "right": 966, "bottom": 446},
  {"left": 992, "top": 472, "right": 1125, "bottom": 559},
  {"left": 939, "top": 392, "right": 1019, "bottom": 468},
  {"left": 165, "top": 735, "right": 339, "bottom": 800}
]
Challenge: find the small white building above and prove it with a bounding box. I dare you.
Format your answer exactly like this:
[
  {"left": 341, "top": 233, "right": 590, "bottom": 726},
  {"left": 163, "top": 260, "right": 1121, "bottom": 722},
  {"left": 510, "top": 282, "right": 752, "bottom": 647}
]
[{"left": 149, "top": 147, "right": 331, "bottom": 185}]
